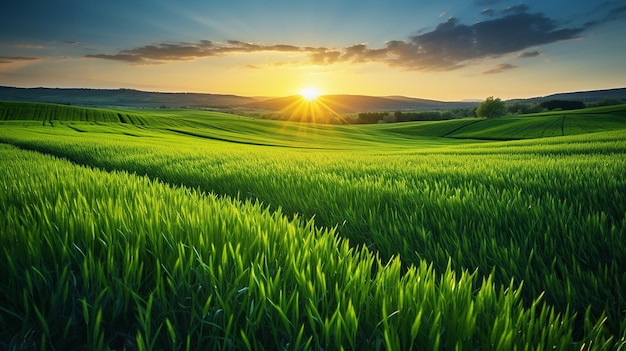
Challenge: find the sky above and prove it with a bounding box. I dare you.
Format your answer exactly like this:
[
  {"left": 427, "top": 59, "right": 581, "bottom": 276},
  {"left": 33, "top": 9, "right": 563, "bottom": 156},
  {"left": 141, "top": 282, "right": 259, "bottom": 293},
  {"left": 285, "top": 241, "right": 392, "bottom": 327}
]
[{"left": 1, "top": 0, "right": 625, "bottom": 101}]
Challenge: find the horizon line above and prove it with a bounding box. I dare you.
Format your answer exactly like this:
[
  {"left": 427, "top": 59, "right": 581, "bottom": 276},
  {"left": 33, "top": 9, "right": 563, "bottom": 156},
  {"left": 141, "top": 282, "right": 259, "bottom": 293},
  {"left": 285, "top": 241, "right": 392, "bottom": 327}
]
[{"left": 2, "top": 84, "right": 625, "bottom": 103}]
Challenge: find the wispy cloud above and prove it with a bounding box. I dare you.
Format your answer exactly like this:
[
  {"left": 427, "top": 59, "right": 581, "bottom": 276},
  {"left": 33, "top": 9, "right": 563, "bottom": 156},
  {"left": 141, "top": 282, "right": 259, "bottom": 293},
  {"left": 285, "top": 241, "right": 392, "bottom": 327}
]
[
  {"left": 85, "top": 53, "right": 148, "bottom": 63},
  {"left": 0, "top": 56, "right": 40, "bottom": 64},
  {"left": 583, "top": 4, "right": 626, "bottom": 28},
  {"left": 14, "top": 44, "right": 44, "bottom": 49},
  {"left": 605, "top": 4, "right": 626, "bottom": 21},
  {"left": 502, "top": 4, "right": 529, "bottom": 14},
  {"left": 483, "top": 63, "right": 517, "bottom": 74},
  {"left": 481, "top": 8, "right": 496, "bottom": 17},
  {"left": 517, "top": 51, "right": 541, "bottom": 58},
  {"left": 474, "top": 0, "right": 502, "bottom": 5},
  {"left": 85, "top": 40, "right": 305, "bottom": 63},
  {"left": 86, "top": 4, "right": 621, "bottom": 72}
]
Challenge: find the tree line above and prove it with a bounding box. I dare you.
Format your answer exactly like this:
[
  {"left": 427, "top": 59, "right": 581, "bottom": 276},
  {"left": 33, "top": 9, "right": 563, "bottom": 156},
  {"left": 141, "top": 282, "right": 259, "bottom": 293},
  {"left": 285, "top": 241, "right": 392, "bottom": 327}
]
[
  {"left": 257, "top": 97, "right": 623, "bottom": 124},
  {"left": 355, "top": 108, "right": 477, "bottom": 124},
  {"left": 478, "top": 97, "right": 624, "bottom": 118},
  {"left": 358, "top": 97, "right": 625, "bottom": 123}
]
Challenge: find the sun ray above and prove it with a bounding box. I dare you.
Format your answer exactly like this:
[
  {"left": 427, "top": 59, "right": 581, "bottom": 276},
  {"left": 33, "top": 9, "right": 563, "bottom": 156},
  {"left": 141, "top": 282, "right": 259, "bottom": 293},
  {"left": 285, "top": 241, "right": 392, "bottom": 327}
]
[{"left": 275, "top": 91, "right": 349, "bottom": 125}]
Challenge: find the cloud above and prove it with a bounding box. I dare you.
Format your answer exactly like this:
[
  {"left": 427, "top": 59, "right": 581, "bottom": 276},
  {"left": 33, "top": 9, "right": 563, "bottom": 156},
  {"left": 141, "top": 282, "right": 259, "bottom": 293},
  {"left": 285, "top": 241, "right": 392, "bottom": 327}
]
[
  {"left": 85, "top": 40, "right": 306, "bottom": 63},
  {"left": 15, "top": 44, "right": 44, "bottom": 49},
  {"left": 85, "top": 53, "right": 148, "bottom": 63},
  {"left": 583, "top": 4, "right": 626, "bottom": 28},
  {"left": 304, "top": 9, "right": 589, "bottom": 71},
  {"left": 85, "top": 40, "right": 219, "bottom": 63},
  {"left": 481, "top": 8, "right": 496, "bottom": 16},
  {"left": 64, "top": 41, "right": 79, "bottom": 44},
  {"left": 86, "top": 4, "right": 616, "bottom": 72},
  {"left": 517, "top": 51, "right": 541, "bottom": 58},
  {"left": 341, "top": 11, "right": 584, "bottom": 71},
  {"left": 482, "top": 3, "right": 528, "bottom": 17},
  {"left": 0, "top": 56, "right": 40, "bottom": 64},
  {"left": 605, "top": 5, "right": 626, "bottom": 21},
  {"left": 502, "top": 4, "right": 529, "bottom": 14},
  {"left": 483, "top": 63, "right": 517, "bottom": 74},
  {"left": 474, "top": 0, "right": 502, "bottom": 5}
]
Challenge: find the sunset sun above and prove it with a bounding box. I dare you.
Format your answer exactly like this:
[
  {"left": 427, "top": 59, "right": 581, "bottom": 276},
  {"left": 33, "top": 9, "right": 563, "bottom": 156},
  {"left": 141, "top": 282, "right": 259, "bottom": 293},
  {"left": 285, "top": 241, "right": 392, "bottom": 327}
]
[{"left": 299, "top": 87, "right": 320, "bottom": 101}]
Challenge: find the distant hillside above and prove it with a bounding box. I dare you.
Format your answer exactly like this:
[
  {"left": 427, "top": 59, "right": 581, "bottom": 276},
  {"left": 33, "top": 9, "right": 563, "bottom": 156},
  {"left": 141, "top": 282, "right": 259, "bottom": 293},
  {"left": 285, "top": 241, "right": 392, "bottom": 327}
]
[
  {"left": 246, "top": 94, "right": 475, "bottom": 113},
  {"left": 0, "top": 86, "right": 257, "bottom": 108},
  {"left": 509, "top": 88, "right": 626, "bottom": 104},
  {"left": 2, "top": 86, "right": 624, "bottom": 112}
]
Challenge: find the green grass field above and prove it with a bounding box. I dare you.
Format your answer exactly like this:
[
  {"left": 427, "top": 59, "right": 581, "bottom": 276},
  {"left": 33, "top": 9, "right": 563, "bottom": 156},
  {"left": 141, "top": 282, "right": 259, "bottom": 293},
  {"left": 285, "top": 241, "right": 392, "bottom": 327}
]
[{"left": 1, "top": 101, "right": 625, "bottom": 350}]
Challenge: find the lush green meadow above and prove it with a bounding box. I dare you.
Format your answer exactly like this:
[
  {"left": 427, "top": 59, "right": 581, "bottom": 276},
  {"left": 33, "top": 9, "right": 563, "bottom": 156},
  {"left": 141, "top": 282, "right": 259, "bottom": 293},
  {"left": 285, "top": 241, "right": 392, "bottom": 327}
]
[{"left": 1, "top": 101, "right": 625, "bottom": 350}]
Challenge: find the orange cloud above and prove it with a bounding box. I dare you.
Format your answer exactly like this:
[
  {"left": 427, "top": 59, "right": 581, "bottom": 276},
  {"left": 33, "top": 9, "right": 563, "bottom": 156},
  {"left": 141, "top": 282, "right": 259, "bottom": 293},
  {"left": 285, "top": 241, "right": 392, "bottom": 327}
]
[{"left": 0, "top": 56, "right": 40, "bottom": 64}]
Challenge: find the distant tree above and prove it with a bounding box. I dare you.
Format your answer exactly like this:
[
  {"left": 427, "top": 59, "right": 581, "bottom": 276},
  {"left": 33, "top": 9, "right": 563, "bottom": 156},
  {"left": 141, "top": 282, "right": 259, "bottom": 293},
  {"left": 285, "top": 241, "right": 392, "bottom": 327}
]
[
  {"left": 382, "top": 113, "right": 397, "bottom": 123},
  {"left": 528, "top": 103, "right": 545, "bottom": 114},
  {"left": 452, "top": 107, "right": 477, "bottom": 118},
  {"left": 440, "top": 110, "right": 454, "bottom": 120},
  {"left": 507, "top": 102, "right": 530, "bottom": 115},
  {"left": 596, "top": 98, "right": 624, "bottom": 107},
  {"left": 506, "top": 102, "right": 547, "bottom": 115},
  {"left": 540, "top": 100, "right": 585, "bottom": 111},
  {"left": 476, "top": 97, "right": 507, "bottom": 118},
  {"left": 357, "top": 112, "right": 388, "bottom": 124}
]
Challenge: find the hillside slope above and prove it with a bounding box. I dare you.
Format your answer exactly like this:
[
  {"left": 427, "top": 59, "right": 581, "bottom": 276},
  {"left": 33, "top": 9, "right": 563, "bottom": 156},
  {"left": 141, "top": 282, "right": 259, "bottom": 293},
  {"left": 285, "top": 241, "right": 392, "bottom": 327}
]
[
  {"left": 509, "top": 87, "right": 626, "bottom": 104},
  {"left": 445, "top": 104, "right": 626, "bottom": 140},
  {"left": 246, "top": 94, "right": 474, "bottom": 113},
  {"left": 0, "top": 101, "right": 148, "bottom": 124},
  {"left": 0, "top": 86, "right": 257, "bottom": 108},
  {"left": 2, "top": 101, "right": 625, "bottom": 147}
]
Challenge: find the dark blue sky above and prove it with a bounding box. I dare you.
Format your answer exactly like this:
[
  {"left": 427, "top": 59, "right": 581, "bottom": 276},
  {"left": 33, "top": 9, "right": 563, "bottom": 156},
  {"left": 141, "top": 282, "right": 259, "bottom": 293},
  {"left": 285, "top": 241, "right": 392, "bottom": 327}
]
[{"left": 1, "top": 0, "right": 624, "bottom": 99}]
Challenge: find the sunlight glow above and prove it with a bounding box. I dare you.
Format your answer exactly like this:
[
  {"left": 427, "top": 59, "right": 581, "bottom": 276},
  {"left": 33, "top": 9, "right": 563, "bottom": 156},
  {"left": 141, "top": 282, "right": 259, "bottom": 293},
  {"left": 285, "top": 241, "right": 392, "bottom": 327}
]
[
  {"left": 299, "top": 87, "right": 320, "bottom": 101},
  {"left": 279, "top": 93, "right": 347, "bottom": 124}
]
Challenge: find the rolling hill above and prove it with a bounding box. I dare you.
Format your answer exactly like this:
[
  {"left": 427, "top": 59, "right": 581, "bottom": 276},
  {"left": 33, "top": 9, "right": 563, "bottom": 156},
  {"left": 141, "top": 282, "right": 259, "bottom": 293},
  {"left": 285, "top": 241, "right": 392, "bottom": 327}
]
[
  {"left": 509, "top": 87, "right": 626, "bottom": 104},
  {"left": 245, "top": 94, "right": 475, "bottom": 113},
  {"left": 1, "top": 86, "right": 624, "bottom": 113},
  {"left": 0, "top": 86, "right": 258, "bottom": 108},
  {"left": 2, "top": 100, "right": 624, "bottom": 145}
]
